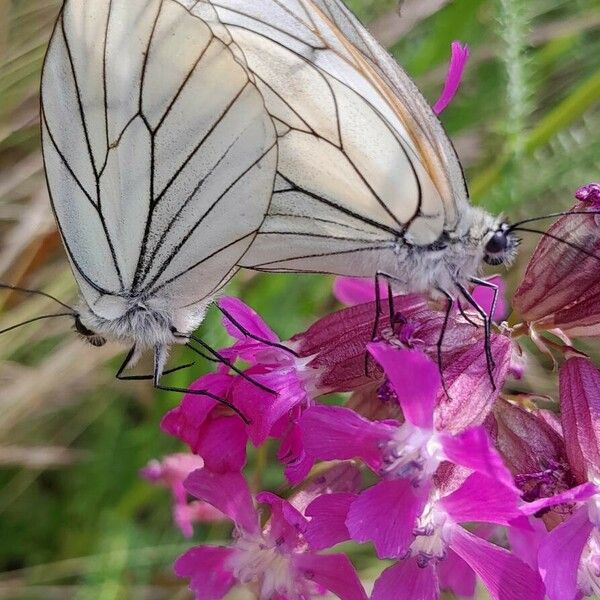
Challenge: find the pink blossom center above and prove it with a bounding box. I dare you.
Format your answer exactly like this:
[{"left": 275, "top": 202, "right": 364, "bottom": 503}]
[
  {"left": 409, "top": 498, "right": 451, "bottom": 565},
  {"left": 227, "top": 533, "right": 305, "bottom": 599},
  {"left": 379, "top": 424, "right": 442, "bottom": 485}
]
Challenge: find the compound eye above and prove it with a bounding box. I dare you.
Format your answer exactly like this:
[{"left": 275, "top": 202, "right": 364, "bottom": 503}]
[
  {"left": 485, "top": 230, "right": 509, "bottom": 255},
  {"left": 74, "top": 316, "right": 106, "bottom": 347}
]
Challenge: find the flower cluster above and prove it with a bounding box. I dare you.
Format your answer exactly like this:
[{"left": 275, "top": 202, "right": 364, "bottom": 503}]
[{"left": 138, "top": 182, "right": 600, "bottom": 599}]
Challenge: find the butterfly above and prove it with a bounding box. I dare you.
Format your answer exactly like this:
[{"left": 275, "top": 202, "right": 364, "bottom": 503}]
[
  {"left": 186, "top": 0, "right": 521, "bottom": 380},
  {"left": 37, "top": 0, "right": 281, "bottom": 412}
]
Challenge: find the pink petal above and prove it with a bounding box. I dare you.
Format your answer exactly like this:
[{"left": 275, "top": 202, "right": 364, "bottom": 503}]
[
  {"left": 277, "top": 423, "right": 315, "bottom": 485},
  {"left": 560, "top": 357, "right": 600, "bottom": 484},
  {"left": 346, "top": 480, "right": 428, "bottom": 559},
  {"left": 437, "top": 549, "right": 477, "bottom": 598},
  {"left": 508, "top": 517, "right": 548, "bottom": 571},
  {"left": 372, "top": 559, "right": 439, "bottom": 600},
  {"left": 333, "top": 276, "right": 383, "bottom": 305},
  {"left": 300, "top": 405, "right": 393, "bottom": 471},
  {"left": 440, "top": 472, "right": 522, "bottom": 525},
  {"left": 433, "top": 41, "right": 470, "bottom": 114},
  {"left": 184, "top": 470, "right": 258, "bottom": 535},
  {"left": 521, "top": 482, "right": 598, "bottom": 515},
  {"left": 236, "top": 368, "right": 307, "bottom": 446},
  {"left": 368, "top": 343, "right": 440, "bottom": 429},
  {"left": 195, "top": 414, "right": 248, "bottom": 473},
  {"left": 440, "top": 426, "right": 516, "bottom": 489},
  {"left": 449, "top": 526, "right": 545, "bottom": 600},
  {"left": 472, "top": 275, "right": 508, "bottom": 322},
  {"left": 256, "top": 492, "right": 307, "bottom": 548},
  {"left": 305, "top": 493, "right": 357, "bottom": 550},
  {"left": 174, "top": 546, "right": 236, "bottom": 600},
  {"left": 538, "top": 506, "right": 594, "bottom": 600},
  {"left": 218, "top": 296, "right": 278, "bottom": 343},
  {"left": 293, "top": 552, "right": 368, "bottom": 600}
]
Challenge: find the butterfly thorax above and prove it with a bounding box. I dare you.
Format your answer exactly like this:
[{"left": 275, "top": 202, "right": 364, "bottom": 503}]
[{"left": 382, "top": 207, "right": 513, "bottom": 296}]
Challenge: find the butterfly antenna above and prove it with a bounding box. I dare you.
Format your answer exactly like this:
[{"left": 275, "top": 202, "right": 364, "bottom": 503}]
[
  {"left": 0, "top": 283, "right": 75, "bottom": 312},
  {"left": 508, "top": 210, "right": 600, "bottom": 230},
  {"left": 511, "top": 227, "right": 600, "bottom": 263},
  {"left": 0, "top": 313, "right": 76, "bottom": 336}
]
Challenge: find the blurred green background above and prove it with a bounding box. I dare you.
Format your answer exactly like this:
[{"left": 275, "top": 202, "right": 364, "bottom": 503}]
[{"left": 0, "top": 0, "right": 598, "bottom": 598}]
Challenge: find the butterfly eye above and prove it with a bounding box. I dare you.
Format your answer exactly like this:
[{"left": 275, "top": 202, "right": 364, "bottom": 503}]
[
  {"left": 484, "top": 225, "right": 518, "bottom": 266},
  {"left": 74, "top": 316, "right": 106, "bottom": 347},
  {"left": 485, "top": 230, "right": 509, "bottom": 255}
]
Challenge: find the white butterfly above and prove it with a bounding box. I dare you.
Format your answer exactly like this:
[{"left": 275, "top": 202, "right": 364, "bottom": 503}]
[
  {"left": 41, "top": 0, "right": 278, "bottom": 391},
  {"left": 192, "top": 0, "right": 518, "bottom": 296},
  {"left": 187, "top": 0, "right": 520, "bottom": 377}
]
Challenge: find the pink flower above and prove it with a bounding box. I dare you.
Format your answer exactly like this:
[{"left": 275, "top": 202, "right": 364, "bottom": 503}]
[
  {"left": 302, "top": 471, "right": 544, "bottom": 600},
  {"left": 369, "top": 479, "right": 546, "bottom": 600},
  {"left": 218, "top": 297, "right": 317, "bottom": 483},
  {"left": 301, "top": 343, "right": 517, "bottom": 559},
  {"left": 303, "top": 283, "right": 513, "bottom": 430},
  {"left": 174, "top": 469, "right": 367, "bottom": 600},
  {"left": 140, "top": 454, "right": 224, "bottom": 538},
  {"left": 511, "top": 356, "right": 600, "bottom": 599},
  {"left": 161, "top": 373, "right": 249, "bottom": 474},
  {"left": 433, "top": 41, "right": 470, "bottom": 114}
]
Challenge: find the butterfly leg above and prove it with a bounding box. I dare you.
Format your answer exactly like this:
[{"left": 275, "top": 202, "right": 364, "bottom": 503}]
[
  {"left": 172, "top": 332, "right": 277, "bottom": 396},
  {"left": 365, "top": 271, "right": 402, "bottom": 376},
  {"left": 217, "top": 304, "right": 300, "bottom": 358},
  {"left": 115, "top": 345, "right": 194, "bottom": 381},
  {"left": 456, "top": 282, "right": 497, "bottom": 389},
  {"left": 150, "top": 346, "right": 250, "bottom": 424},
  {"left": 435, "top": 287, "right": 454, "bottom": 399}
]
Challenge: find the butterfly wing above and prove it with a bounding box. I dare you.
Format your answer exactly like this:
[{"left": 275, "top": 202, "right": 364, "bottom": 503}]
[
  {"left": 41, "top": 0, "right": 277, "bottom": 316},
  {"left": 192, "top": 0, "right": 468, "bottom": 276}
]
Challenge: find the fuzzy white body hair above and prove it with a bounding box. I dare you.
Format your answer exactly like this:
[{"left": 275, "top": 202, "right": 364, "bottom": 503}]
[
  {"left": 376, "top": 206, "right": 503, "bottom": 296},
  {"left": 78, "top": 294, "right": 212, "bottom": 378}
]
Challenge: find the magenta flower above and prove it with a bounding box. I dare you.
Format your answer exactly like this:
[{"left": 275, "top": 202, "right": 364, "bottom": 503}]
[
  {"left": 433, "top": 41, "right": 470, "bottom": 114},
  {"left": 301, "top": 283, "right": 513, "bottom": 430},
  {"left": 140, "top": 453, "right": 224, "bottom": 538},
  {"left": 301, "top": 470, "right": 544, "bottom": 600},
  {"left": 174, "top": 469, "right": 367, "bottom": 600},
  {"left": 161, "top": 372, "right": 248, "bottom": 474},
  {"left": 301, "top": 342, "right": 517, "bottom": 559},
  {"left": 218, "top": 297, "right": 317, "bottom": 482}
]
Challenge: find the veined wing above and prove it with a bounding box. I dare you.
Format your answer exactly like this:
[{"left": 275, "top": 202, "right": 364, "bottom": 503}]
[
  {"left": 190, "top": 0, "right": 467, "bottom": 275},
  {"left": 41, "top": 0, "right": 277, "bottom": 316}
]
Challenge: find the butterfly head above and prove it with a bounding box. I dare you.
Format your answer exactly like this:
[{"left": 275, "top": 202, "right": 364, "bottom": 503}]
[
  {"left": 74, "top": 314, "right": 107, "bottom": 347},
  {"left": 483, "top": 222, "right": 519, "bottom": 267}
]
